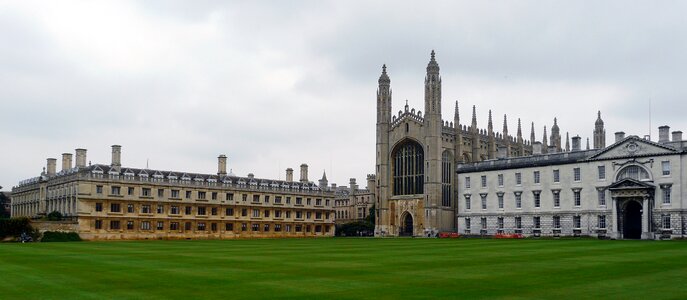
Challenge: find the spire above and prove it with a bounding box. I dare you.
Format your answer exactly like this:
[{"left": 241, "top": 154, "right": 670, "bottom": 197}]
[
  {"left": 530, "top": 122, "right": 535, "bottom": 144},
  {"left": 454, "top": 101, "right": 459, "bottom": 123},
  {"left": 565, "top": 132, "right": 570, "bottom": 152},
  {"left": 378, "top": 64, "right": 390, "bottom": 86},
  {"left": 488, "top": 110, "right": 493, "bottom": 132},
  {"left": 517, "top": 118, "right": 523, "bottom": 143},
  {"left": 471, "top": 105, "right": 477, "bottom": 128},
  {"left": 321, "top": 170, "right": 327, "bottom": 181},
  {"left": 503, "top": 114, "right": 509, "bottom": 135},
  {"left": 542, "top": 126, "right": 548, "bottom": 153}
]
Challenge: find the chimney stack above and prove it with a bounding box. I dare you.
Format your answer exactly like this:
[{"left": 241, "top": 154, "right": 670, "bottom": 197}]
[
  {"left": 349, "top": 178, "right": 358, "bottom": 192},
  {"left": 672, "top": 131, "right": 683, "bottom": 142},
  {"left": 547, "top": 145, "right": 556, "bottom": 154},
  {"left": 286, "top": 168, "right": 294, "bottom": 182},
  {"left": 47, "top": 158, "right": 57, "bottom": 176},
  {"left": 572, "top": 136, "right": 581, "bottom": 151},
  {"left": 532, "top": 142, "right": 542, "bottom": 155},
  {"left": 659, "top": 126, "right": 670, "bottom": 143},
  {"left": 217, "top": 155, "right": 227, "bottom": 176},
  {"left": 111, "top": 145, "right": 122, "bottom": 171},
  {"left": 61, "top": 153, "right": 73, "bottom": 171},
  {"left": 75, "top": 148, "right": 87, "bottom": 168},
  {"left": 497, "top": 146, "right": 507, "bottom": 159},
  {"left": 300, "top": 164, "right": 309, "bottom": 183},
  {"left": 614, "top": 132, "right": 625, "bottom": 143}
]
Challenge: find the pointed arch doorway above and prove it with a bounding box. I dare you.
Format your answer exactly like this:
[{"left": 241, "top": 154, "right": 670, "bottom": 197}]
[{"left": 400, "top": 212, "right": 414, "bottom": 236}]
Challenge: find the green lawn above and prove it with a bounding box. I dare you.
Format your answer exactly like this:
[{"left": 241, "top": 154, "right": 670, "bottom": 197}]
[{"left": 1, "top": 238, "right": 686, "bottom": 299}]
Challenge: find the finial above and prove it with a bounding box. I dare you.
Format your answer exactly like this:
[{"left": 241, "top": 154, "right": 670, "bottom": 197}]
[
  {"left": 454, "top": 101, "right": 459, "bottom": 120},
  {"left": 598, "top": 110, "right": 601, "bottom": 118},
  {"left": 431, "top": 50, "right": 435, "bottom": 60},
  {"left": 404, "top": 99, "right": 409, "bottom": 112},
  {"left": 554, "top": 117, "right": 557, "bottom": 125},
  {"left": 586, "top": 138, "right": 590, "bottom": 150},
  {"left": 382, "top": 64, "right": 387, "bottom": 74}
]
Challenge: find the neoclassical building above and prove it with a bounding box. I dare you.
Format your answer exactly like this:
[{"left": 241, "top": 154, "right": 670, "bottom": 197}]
[
  {"left": 11, "top": 145, "right": 335, "bottom": 240},
  {"left": 457, "top": 127, "right": 687, "bottom": 239},
  {"left": 375, "top": 51, "right": 536, "bottom": 237}
]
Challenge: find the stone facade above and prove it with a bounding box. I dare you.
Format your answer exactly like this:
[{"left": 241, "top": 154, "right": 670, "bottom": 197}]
[
  {"left": 457, "top": 130, "right": 687, "bottom": 240},
  {"left": 11, "top": 146, "right": 335, "bottom": 240},
  {"left": 333, "top": 175, "right": 376, "bottom": 224},
  {"left": 375, "top": 51, "right": 536, "bottom": 237}
]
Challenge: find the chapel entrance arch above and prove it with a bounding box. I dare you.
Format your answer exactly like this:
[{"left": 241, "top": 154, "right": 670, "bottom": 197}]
[{"left": 400, "top": 212, "right": 414, "bottom": 236}]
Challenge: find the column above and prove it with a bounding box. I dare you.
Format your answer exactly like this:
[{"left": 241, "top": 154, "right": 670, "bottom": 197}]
[
  {"left": 611, "top": 197, "right": 618, "bottom": 239},
  {"left": 642, "top": 197, "right": 649, "bottom": 239}
]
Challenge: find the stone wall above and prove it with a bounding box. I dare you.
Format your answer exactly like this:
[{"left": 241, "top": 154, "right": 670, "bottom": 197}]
[{"left": 32, "top": 220, "right": 79, "bottom": 233}]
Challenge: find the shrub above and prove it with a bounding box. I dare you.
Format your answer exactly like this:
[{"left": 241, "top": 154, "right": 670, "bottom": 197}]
[
  {"left": 41, "top": 231, "right": 82, "bottom": 242},
  {"left": 47, "top": 211, "right": 63, "bottom": 221},
  {"left": 336, "top": 221, "right": 374, "bottom": 237}
]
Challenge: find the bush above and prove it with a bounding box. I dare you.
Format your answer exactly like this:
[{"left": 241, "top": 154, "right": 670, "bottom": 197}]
[
  {"left": 40, "top": 231, "right": 82, "bottom": 242},
  {"left": 0, "top": 217, "right": 33, "bottom": 239},
  {"left": 47, "top": 211, "right": 63, "bottom": 221},
  {"left": 336, "top": 221, "right": 374, "bottom": 237}
]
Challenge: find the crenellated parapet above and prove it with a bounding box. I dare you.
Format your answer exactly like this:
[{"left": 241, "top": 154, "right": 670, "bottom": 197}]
[{"left": 390, "top": 107, "right": 424, "bottom": 129}]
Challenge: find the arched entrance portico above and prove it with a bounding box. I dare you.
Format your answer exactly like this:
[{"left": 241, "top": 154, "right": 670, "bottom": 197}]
[
  {"left": 608, "top": 177, "right": 655, "bottom": 240},
  {"left": 400, "top": 212, "right": 414, "bottom": 236},
  {"left": 622, "top": 200, "right": 642, "bottom": 239}
]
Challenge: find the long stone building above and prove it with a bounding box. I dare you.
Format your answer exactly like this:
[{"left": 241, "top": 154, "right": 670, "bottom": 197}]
[{"left": 11, "top": 145, "right": 335, "bottom": 240}]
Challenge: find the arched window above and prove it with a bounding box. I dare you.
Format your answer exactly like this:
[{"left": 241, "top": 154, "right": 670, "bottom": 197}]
[
  {"left": 616, "top": 165, "right": 651, "bottom": 181},
  {"left": 442, "top": 150, "right": 452, "bottom": 207},
  {"left": 392, "top": 140, "right": 424, "bottom": 195}
]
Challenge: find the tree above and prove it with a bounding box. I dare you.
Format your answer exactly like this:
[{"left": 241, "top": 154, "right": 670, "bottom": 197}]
[
  {"left": 0, "top": 192, "right": 10, "bottom": 219},
  {"left": 365, "top": 204, "right": 376, "bottom": 225}
]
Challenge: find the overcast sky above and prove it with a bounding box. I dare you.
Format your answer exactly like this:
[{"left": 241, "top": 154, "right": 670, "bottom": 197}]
[{"left": 2, "top": 1, "right": 687, "bottom": 190}]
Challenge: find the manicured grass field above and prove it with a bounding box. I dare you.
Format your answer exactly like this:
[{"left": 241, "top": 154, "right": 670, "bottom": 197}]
[{"left": 1, "top": 238, "right": 686, "bottom": 299}]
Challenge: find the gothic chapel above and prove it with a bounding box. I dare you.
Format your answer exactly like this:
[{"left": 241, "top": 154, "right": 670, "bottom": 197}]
[{"left": 375, "top": 51, "right": 534, "bottom": 236}]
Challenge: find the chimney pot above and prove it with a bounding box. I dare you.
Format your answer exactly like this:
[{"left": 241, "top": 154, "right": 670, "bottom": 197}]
[
  {"left": 659, "top": 126, "right": 670, "bottom": 143},
  {"left": 111, "top": 145, "right": 122, "bottom": 171},
  {"left": 300, "top": 164, "right": 309, "bottom": 183},
  {"left": 75, "top": 148, "right": 87, "bottom": 168},
  {"left": 61, "top": 153, "right": 73, "bottom": 171},
  {"left": 217, "top": 154, "right": 227, "bottom": 176},
  {"left": 47, "top": 158, "right": 57, "bottom": 176},
  {"left": 532, "top": 142, "right": 542, "bottom": 155},
  {"left": 572, "top": 136, "right": 581, "bottom": 151},
  {"left": 672, "top": 131, "right": 683, "bottom": 142},
  {"left": 286, "top": 168, "right": 294, "bottom": 183},
  {"left": 614, "top": 132, "right": 625, "bottom": 143}
]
